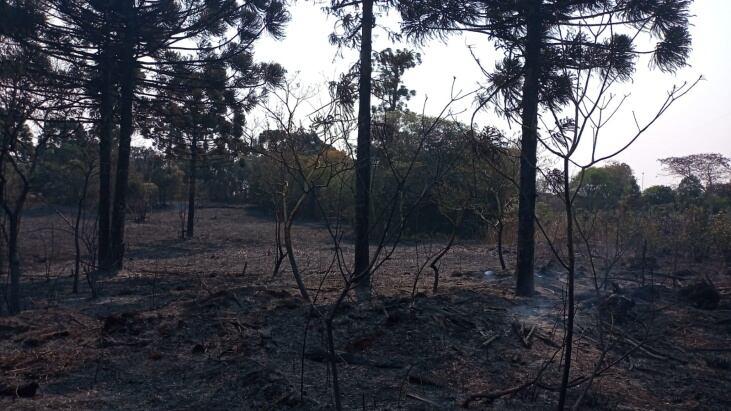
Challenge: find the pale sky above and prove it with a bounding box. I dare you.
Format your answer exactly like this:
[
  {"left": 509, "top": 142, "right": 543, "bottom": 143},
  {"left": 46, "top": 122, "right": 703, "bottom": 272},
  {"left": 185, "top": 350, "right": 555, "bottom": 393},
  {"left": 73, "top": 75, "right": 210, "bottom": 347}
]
[{"left": 256, "top": 1, "right": 731, "bottom": 188}]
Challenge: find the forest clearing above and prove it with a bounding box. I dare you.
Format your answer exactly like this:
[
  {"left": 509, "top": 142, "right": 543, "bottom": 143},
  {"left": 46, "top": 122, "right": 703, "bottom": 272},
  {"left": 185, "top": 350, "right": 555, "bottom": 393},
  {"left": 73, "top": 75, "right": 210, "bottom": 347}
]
[{"left": 1, "top": 206, "right": 729, "bottom": 410}]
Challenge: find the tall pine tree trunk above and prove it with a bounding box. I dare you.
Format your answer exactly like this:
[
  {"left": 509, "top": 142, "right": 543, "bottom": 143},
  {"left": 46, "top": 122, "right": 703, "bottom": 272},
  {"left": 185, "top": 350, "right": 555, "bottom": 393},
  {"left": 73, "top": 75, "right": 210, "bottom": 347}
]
[
  {"left": 110, "top": 7, "right": 136, "bottom": 269},
  {"left": 515, "top": 0, "right": 542, "bottom": 297},
  {"left": 97, "top": 51, "right": 114, "bottom": 270},
  {"left": 186, "top": 137, "right": 197, "bottom": 238},
  {"left": 354, "top": 0, "right": 374, "bottom": 299}
]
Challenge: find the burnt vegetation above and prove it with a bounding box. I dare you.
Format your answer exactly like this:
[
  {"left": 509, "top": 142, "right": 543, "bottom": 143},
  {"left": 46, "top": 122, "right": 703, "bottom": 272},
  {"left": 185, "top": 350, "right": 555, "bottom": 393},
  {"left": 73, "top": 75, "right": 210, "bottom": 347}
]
[{"left": 1, "top": 0, "right": 730, "bottom": 410}]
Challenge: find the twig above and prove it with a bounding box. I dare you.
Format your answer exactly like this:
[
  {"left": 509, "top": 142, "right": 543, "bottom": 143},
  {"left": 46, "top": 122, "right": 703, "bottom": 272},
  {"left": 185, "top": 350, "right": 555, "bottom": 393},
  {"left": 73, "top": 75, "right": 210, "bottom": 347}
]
[
  {"left": 407, "top": 392, "right": 443, "bottom": 408},
  {"left": 462, "top": 380, "right": 534, "bottom": 408}
]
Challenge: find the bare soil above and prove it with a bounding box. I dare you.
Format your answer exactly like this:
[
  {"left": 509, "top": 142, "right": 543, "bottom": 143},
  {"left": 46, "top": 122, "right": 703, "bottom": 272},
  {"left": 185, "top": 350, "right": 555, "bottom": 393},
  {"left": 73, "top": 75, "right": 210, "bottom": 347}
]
[{"left": 1, "top": 206, "right": 730, "bottom": 410}]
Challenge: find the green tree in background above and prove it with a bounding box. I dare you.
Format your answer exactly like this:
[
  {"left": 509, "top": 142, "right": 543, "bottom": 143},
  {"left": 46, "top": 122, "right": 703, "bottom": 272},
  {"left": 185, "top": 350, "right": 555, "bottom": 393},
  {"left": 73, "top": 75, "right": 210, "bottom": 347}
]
[
  {"left": 643, "top": 185, "right": 676, "bottom": 207},
  {"left": 573, "top": 162, "right": 640, "bottom": 211}
]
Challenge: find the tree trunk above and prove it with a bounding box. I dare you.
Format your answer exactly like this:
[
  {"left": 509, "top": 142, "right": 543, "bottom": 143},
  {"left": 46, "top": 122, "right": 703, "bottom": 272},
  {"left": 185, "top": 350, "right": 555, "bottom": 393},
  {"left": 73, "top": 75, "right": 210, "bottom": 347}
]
[
  {"left": 557, "top": 158, "right": 576, "bottom": 410},
  {"left": 7, "top": 215, "right": 21, "bottom": 315},
  {"left": 110, "top": 8, "right": 137, "bottom": 269},
  {"left": 514, "top": 0, "right": 542, "bottom": 297},
  {"left": 73, "top": 201, "right": 82, "bottom": 294},
  {"left": 282, "top": 189, "right": 311, "bottom": 303},
  {"left": 6, "top": 181, "right": 30, "bottom": 314},
  {"left": 354, "top": 0, "right": 374, "bottom": 300},
  {"left": 497, "top": 219, "right": 507, "bottom": 270},
  {"left": 97, "top": 51, "right": 114, "bottom": 271},
  {"left": 430, "top": 211, "right": 464, "bottom": 294},
  {"left": 73, "top": 171, "right": 90, "bottom": 294},
  {"left": 186, "top": 138, "right": 197, "bottom": 238},
  {"left": 272, "top": 205, "right": 287, "bottom": 277}
]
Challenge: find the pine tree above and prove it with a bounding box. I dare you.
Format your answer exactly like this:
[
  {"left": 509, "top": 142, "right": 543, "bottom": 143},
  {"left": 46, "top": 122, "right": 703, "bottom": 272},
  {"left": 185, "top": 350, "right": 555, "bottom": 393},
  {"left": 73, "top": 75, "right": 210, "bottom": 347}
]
[
  {"left": 373, "top": 48, "right": 421, "bottom": 112},
  {"left": 13, "top": 0, "right": 289, "bottom": 268},
  {"left": 143, "top": 50, "right": 284, "bottom": 237},
  {"left": 400, "top": 0, "right": 693, "bottom": 296},
  {"left": 0, "top": 32, "right": 82, "bottom": 313}
]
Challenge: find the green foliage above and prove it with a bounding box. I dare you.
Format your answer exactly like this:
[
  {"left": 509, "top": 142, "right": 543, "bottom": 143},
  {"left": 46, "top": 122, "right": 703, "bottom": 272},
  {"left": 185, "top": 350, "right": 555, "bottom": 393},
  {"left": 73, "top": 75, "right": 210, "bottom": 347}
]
[
  {"left": 642, "top": 185, "right": 675, "bottom": 206},
  {"left": 373, "top": 48, "right": 422, "bottom": 112},
  {"left": 246, "top": 129, "right": 352, "bottom": 220},
  {"left": 129, "top": 148, "right": 183, "bottom": 207},
  {"left": 243, "top": 113, "right": 517, "bottom": 239},
  {"left": 710, "top": 211, "right": 731, "bottom": 265},
  {"left": 682, "top": 205, "right": 712, "bottom": 262},
  {"left": 150, "top": 163, "right": 183, "bottom": 207},
  {"left": 127, "top": 172, "right": 158, "bottom": 223},
  {"left": 35, "top": 127, "right": 97, "bottom": 206},
  {"left": 200, "top": 155, "right": 248, "bottom": 203},
  {"left": 706, "top": 182, "right": 731, "bottom": 212},
  {"left": 572, "top": 162, "right": 640, "bottom": 211},
  {"left": 677, "top": 175, "right": 704, "bottom": 206}
]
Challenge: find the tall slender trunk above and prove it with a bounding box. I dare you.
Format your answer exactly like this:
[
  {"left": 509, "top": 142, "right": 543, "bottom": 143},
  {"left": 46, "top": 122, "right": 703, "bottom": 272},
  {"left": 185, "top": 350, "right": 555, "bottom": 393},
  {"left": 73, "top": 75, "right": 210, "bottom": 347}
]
[
  {"left": 497, "top": 219, "right": 507, "bottom": 270},
  {"left": 282, "top": 188, "right": 311, "bottom": 303},
  {"left": 73, "top": 171, "right": 91, "bottom": 294},
  {"left": 0, "top": 154, "right": 6, "bottom": 313},
  {"left": 515, "top": 0, "right": 542, "bottom": 297},
  {"left": 557, "top": 157, "right": 576, "bottom": 410},
  {"left": 73, "top": 201, "right": 83, "bottom": 294},
  {"left": 97, "top": 51, "right": 114, "bottom": 270},
  {"left": 2, "top": 122, "right": 43, "bottom": 313},
  {"left": 354, "top": 0, "right": 374, "bottom": 300},
  {"left": 272, "top": 205, "right": 286, "bottom": 277},
  {"left": 110, "top": 6, "right": 136, "bottom": 269},
  {"left": 494, "top": 191, "right": 507, "bottom": 271},
  {"left": 5, "top": 163, "right": 31, "bottom": 314},
  {"left": 186, "top": 137, "right": 197, "bottom": 238},
  {"left": 7, "top": 214, "right": 21, "bottom": 315}
]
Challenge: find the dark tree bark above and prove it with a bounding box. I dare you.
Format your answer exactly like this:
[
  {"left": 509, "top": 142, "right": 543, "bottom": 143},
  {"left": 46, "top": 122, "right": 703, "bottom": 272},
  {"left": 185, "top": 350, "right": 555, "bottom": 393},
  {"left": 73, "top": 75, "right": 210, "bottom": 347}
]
[
  {"left": 110, "top": 15, "right": 136, "bottom": 269},
  {"left": 3, "top": 151, "right": 36, "bottom": 314},
  {"left": 515, "top": 0, "right": 542, "bottom": 297},
  {"left": 186, "top": 136, "right": 197, "bottom": 238},
  {"left": 271, "top": 204, "right": 287, "bottom": 277},
  {"left": 97, "top": 52, "right": 114, "bottom": 270},
  {"left": 497, "top": 219, "right": 507, "bottom": 271},
  {"left": 282, "top": 186, "right": 311, "bottom": 303},
  {"left": 354, "top": 0, "right": 374, "bottom": 300},
  {"left": 73, "top": 168, "right": 92, "bottom": 294},
  {"left": 1, "top": 120, "right": 46, "bottom": 314}
]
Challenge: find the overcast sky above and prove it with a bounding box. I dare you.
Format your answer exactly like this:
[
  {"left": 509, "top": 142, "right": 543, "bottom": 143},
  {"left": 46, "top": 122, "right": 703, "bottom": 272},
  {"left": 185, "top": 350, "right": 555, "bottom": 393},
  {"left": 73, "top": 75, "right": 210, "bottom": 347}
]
[{"left": 256, "top": 1, "right": 731, "bottom": 188}]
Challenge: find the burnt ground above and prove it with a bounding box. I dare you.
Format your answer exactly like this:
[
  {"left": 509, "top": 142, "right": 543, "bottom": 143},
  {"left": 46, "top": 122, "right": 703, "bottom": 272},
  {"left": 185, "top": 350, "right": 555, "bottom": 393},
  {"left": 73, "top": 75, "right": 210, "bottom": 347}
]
[{"left": 1, "top": 206, "right": 730, "bottom": 410}]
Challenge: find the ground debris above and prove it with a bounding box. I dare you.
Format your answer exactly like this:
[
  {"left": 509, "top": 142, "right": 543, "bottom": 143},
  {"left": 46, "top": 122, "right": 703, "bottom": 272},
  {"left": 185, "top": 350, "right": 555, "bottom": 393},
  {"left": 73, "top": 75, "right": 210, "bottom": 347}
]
[
  {"left": 599, "top": 294, "right": 636, "bottom": 323},
  {"left": 305, "top": 348, "right": 404, "bottom": 369},
  {"left": 5, "top": 206, "right": 731, "bottom": 410},
  {"left": 512, "top": 322, "right": 536, "bottom": 348},
  {"left": 17, "top": 329, "right": 70, "bottom": 347},
  {"left": 680, "top": 281, "right": 721, "bottom": 309},
  {"left": 0, "top": 382, "right": 39, "bottom": 398}
]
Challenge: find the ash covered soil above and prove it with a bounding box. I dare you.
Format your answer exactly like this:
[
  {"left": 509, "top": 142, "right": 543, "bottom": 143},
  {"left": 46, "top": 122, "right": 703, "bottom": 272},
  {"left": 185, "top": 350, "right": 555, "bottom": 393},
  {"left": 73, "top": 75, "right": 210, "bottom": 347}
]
[{"left": 1, "top": 206, "right": 730, "bottom": 410}]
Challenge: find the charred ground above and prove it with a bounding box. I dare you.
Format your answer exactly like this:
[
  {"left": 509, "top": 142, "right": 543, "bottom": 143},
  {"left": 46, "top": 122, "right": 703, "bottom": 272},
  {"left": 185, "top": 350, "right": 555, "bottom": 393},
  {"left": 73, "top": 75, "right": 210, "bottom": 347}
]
[{"left": 1, "top": 206, "right": 730, "bottom": 410}]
